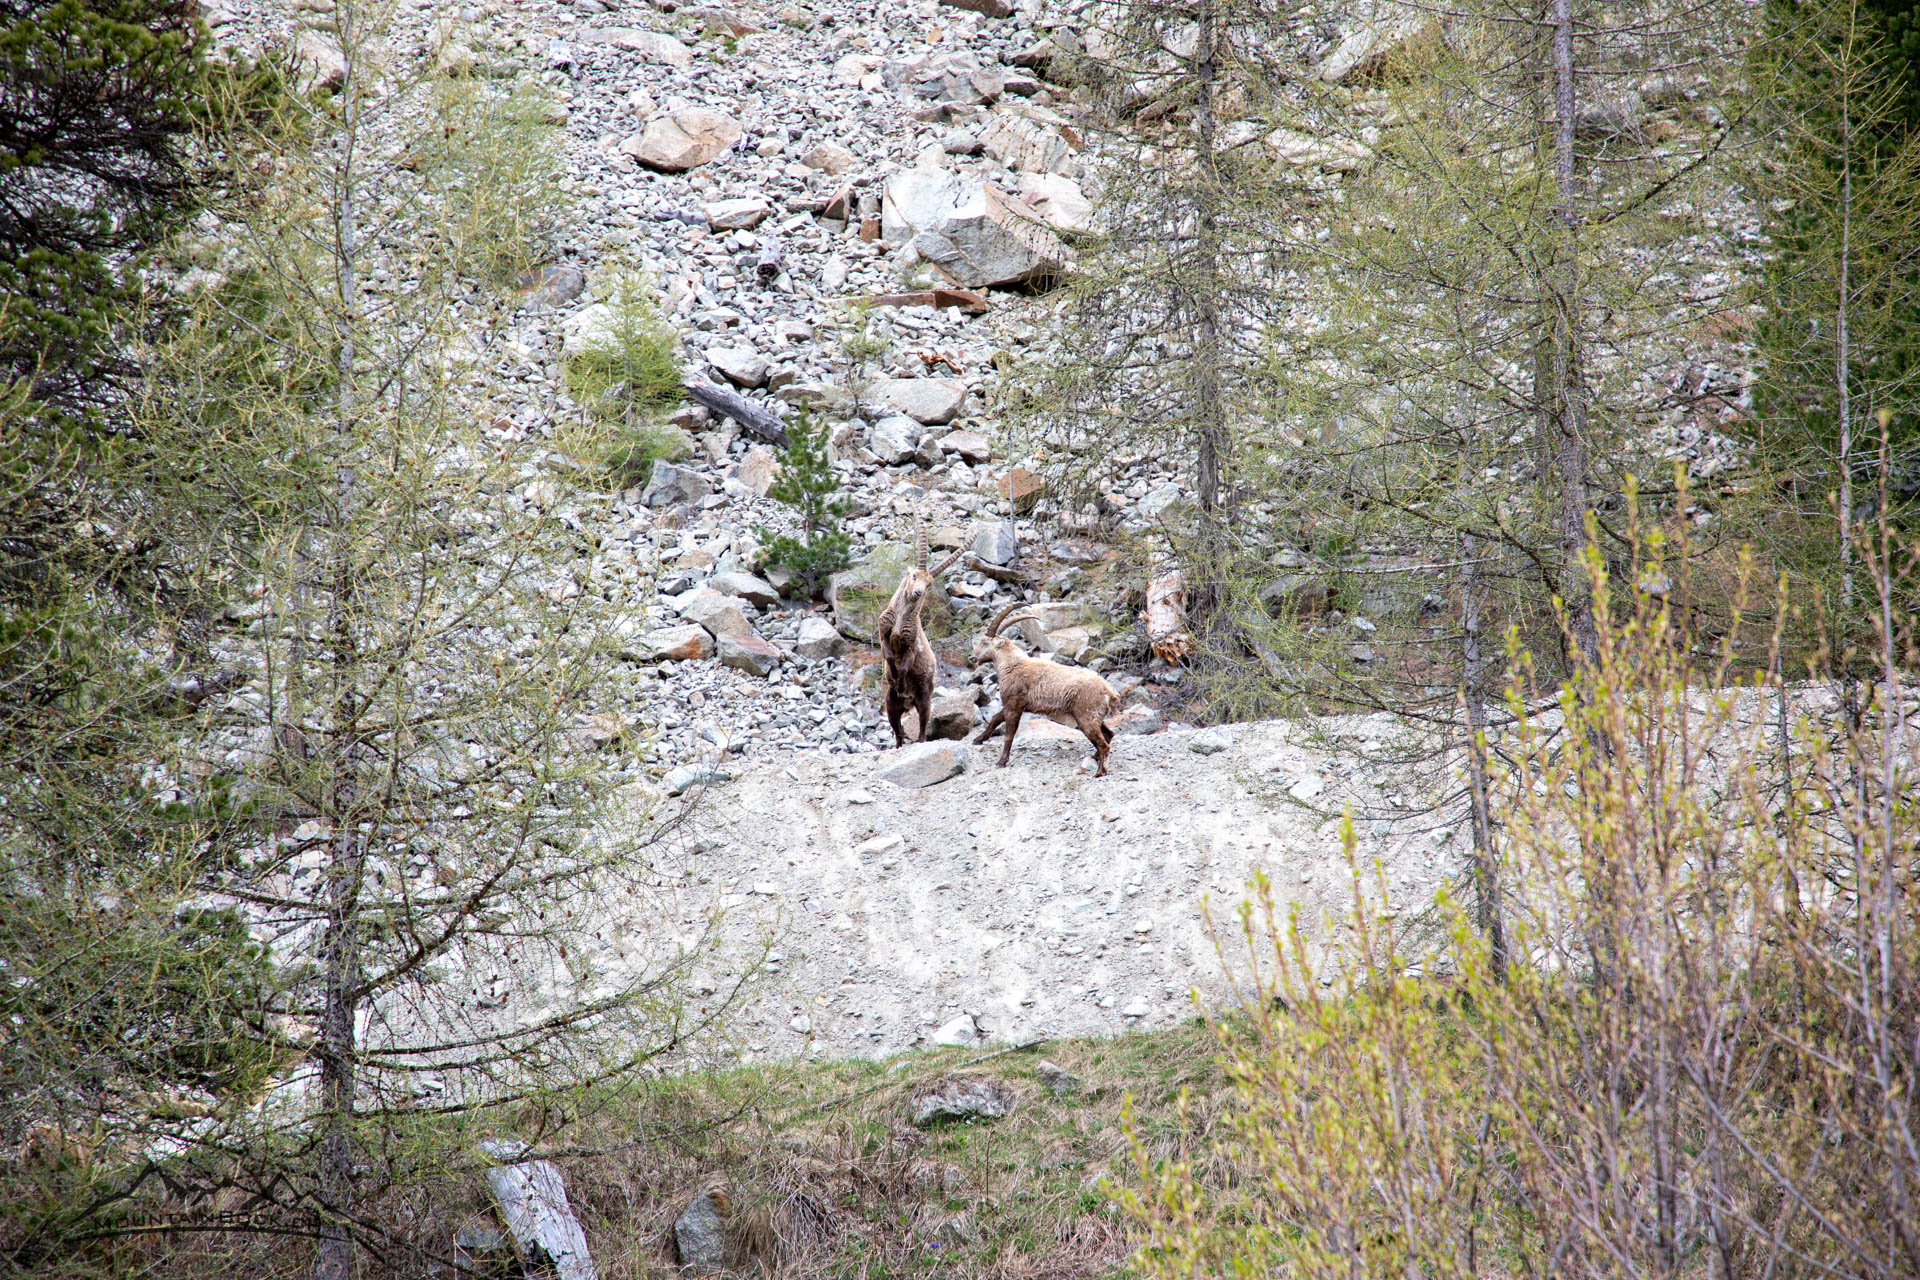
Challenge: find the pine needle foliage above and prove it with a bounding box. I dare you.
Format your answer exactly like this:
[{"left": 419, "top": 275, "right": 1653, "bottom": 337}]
[{"left": 758, "top": 410, "right": 852, "bottom": 600}]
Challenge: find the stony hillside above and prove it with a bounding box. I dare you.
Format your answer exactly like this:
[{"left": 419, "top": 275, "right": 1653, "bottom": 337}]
[{"left": 189, "top": 0, "right": 1752, "bottom": 1067}]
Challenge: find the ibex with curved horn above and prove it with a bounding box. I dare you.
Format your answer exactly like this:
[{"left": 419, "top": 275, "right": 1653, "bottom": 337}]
[
  {"left": 875, "top": 509, "right": 968, "bottom": 746},
  {"left": 971, "top": 600, "right": 1121, "bottom": 776}
]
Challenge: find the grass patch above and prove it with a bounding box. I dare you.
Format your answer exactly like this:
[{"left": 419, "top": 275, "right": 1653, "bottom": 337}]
[{"left": 86, "top": 1025, "right": 1222, "bottom": 1280}]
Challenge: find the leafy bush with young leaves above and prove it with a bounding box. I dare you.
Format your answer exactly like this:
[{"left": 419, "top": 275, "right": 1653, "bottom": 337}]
[
  {"left": 1123, "top": 506, "right": 1919, "bottom": 1280},
  {"left": 757, "top": 411, "right": 851, "bottom": 599}
]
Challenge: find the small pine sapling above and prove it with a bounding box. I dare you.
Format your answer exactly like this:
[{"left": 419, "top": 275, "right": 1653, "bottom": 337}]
[{"left": 758, "top": 411, "right": 852, "bottom": 598}]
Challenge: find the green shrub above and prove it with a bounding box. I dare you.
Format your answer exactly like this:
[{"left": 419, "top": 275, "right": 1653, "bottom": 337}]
[
  {"left": 563, "top": 276, "right": 684, "bottom": 426},
  {"left": 422, "top": 78, "right": 566, "bottom": 284},
  {"left": 757, "top": 411, "right": 852, "bottom": 599},
  {"left": 1122, "top": 510, "right": 1920, "bottom": 1280},
  {"left": 601, "top": 422, "right": 694, "bottom": 488}
]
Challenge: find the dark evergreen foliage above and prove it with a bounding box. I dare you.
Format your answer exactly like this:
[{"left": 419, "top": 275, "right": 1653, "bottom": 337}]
[
  {"left": 758, "top": 411, "right": 853, "bottom": 599},
  {"left": 1, "top": 0, "right": 203, "bottom": 411}
]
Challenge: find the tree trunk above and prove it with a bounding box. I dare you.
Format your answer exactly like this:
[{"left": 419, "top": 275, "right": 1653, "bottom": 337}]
[
  {"left": 681, "top": 376, "right": 788, "bottom": 445},
  {"left": 1459, "top": 527, "right": 1507, "bottom": 981},
  {"left": 1547, "top": 0, "right": 1599, "bottom": 667},
  {"left": 314, "top": 14, "right": 364, "bottom": 1276},
  {"left": 1835, "top": 83, "right": 1854, "bottom": 617},
  {"left": 1182, "top": 0, "right": 1230, "bottom": 622}
]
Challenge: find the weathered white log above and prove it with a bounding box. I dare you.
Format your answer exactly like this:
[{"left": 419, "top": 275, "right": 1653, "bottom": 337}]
[
  {"left": 477, "top": 1140, "right": 597, "bottom": 1280},
  {"left": 681, "top": 376, "right": 788, "bottom": 444},
  {"left": 1144, "top": 570, "right": 1192, "bottom": 663}
]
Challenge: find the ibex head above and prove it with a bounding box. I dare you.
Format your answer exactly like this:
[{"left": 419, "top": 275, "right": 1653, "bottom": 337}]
[
  {"left": 892, "top": 507, "right": 966, "bottom": 619},
  {"left": 972, "top": 600, "right": 1039, "bottom": 666}
]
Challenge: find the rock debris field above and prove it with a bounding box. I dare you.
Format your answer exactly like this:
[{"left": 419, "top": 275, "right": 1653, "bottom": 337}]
[
  {"left": 191, "top": 0, "right": 1526, "bottom": 1062},
  {"left": 624, "top": 716, "right": 1450, "bottom": 1061}
]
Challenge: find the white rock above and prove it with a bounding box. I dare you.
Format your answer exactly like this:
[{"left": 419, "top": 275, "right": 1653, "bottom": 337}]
[
  {"left": 734, "top": 444, "right": 779, "bottom": 497},
  {"left": 879, "top": 171, "right": 1070, "bottom": 289},
  {"left": 559, "top": 303, "right": 618, "bottom": 357},
  {"left": 1015, "top": 173, "right": 1095, "bottom": 236},
  {"left": 801, "top": 142, "right": 856, "bottom": 174},
  {"left": 832, "top": 53, "right": 879, "bottom": 85},
  {"left": 295, "top": 32, "right": 346, "bottom": 91},
  {"left": 707, "top": 345, "right": 769, "bottom": 388},
  {"left": 933, "top": 1014, "right": 980, "bottom": 1046},
  {"left": 710, "top": 570, "right": 779, "bottom": 607},
  {"left": 868, "top": 415, "right": 924, "bottom": 464},
  {"left": 794, "top": 615, "right": 849, "bottom": 659},
  {"left": 1288, "top": 775, "right": 1325, "bottom": 802},
  {"left": 580, "top": 26, "right": 692, "bottom": 67},
  {"left": 703, "top": 196, "right": 772, "bottom": 230},
  {"left": 676, "top": 590, "right": 752, "bottom": 638},
  {"left": 865, "top": 378, "right": 967, "bottom": 426},
  {"left": 621, "top": 107, "right": 743, "bottom": 172},
  {"left": 878, "top": 741, "right": 969, "bottom": 789},
  {"left": 1189, "top": 726, "right": 1232, "bottom": 755}
]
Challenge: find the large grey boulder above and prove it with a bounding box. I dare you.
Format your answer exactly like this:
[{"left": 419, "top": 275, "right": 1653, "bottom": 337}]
[
  {"left": 924, "top": 693, "right": 978, "bottom": 741},
  {"left": 702, "top": 196, "right": 772, "bottom": 230},
  {"left": 295, "top": 32, "right": 347, "bottom": 91},
  {"left": 673, "top": 1189, "right": 729, "bottom": 1275},
  {"left": 971, "top": 520, "right": 1018, "bottom": 566},
  {"left": 642, "top": 460, "right": 712, "bottom": 508},
  {"left": 1188, "top": 726, "right": 1233, "bottom": 756},
  {"left": 866, "top": 378, "right": 966, "bottom": 426},
  {"left": 980, "top": 111, "right": 1078, "bottom": 175},
  {"left": 717, "top": 632, "right": 783, "bottom": 677},
  {"left": 621, "top": 107, "right": 742, "bottom": 171},
  {"left": 909, "top": 1075, "right": 1015, "bottom": 1127},
  {"left": 710, "top": 570, "right": 778, "bottom": 607},
  {"left": 706, "top": 345, "right": 769, "bottom": 388},
  {"left": 1014, "top": 173, "right": 1094, "bottom": 236},
  {"left": 793, "top": 615, "right": 848, "bottom": 660},
  {"left": 576, "top": 26, "right": 693, "bottom": 66},
  {"left": 868, "top": 414, "right": 924, "bottom": 464},
  {"left": 1035, "top": 1060, "right": 1080, "bottom": 1097},
  {"left": 733, "top": 445, "right": 779, "bottom": 497},
  {"left": 878, "top": 741, "right": 969, "bottom": 789},
  {"left": 1316, "top": 15, "right": 1435, "bottom": 83},
  {"left": 879, "top": 170, "right": 1070, "bottom": 289},
  {"left": 676, "top": 590, "right": 752, "bottom": 638}
]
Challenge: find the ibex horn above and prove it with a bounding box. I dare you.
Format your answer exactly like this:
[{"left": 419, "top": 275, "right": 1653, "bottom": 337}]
[
  {"left": 914, "top": 506, "right": 926, "bottom": 570},
  {"left": 985, "top": 601, "right": 1039, "bottom": 638},
  {"left": 929, "top": 545, "right": 967, "bottom": 578}
]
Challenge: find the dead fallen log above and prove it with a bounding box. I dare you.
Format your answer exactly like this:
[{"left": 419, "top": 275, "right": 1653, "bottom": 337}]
[
  {"left": 681, "top": 376, "right": 788, "bottom": 445},
  {"left": 478, "top": 1140, "right": 598, "bottom": 1280},
  {"left": 964, "top": 553, "right": 1030, "bottom": 584},
  {"left": 1143, "top": 569, "right": 1193, "bottom": 664},
  {"left": 755, "top": 237, "right": 783, "bottom": 284}
]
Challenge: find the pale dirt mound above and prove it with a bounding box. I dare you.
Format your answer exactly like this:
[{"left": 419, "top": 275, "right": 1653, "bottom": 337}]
[{"left": 609, "top": 715, "right": 1455, "bottom": 1062}]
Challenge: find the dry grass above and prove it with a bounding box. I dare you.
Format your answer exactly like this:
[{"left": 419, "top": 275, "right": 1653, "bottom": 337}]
[
  {"left": 72, "top": 1024, "right": 1223, "bottom": 1280},
  {"left": 540, "top": 1026, "right": 1222, "bottom": 1280}
]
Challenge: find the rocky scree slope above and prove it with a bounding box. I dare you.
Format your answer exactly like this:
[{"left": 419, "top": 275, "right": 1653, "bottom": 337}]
[{"left": 189, "top": 0, "right": 1765, "bottom": 1063}]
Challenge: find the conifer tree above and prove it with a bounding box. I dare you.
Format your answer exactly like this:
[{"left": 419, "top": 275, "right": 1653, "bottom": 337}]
[
  {"left": 1749, "top": 0, "right": 1920, "bottom": 640},
  {"left": 760, "top": 410, "right": 852, "bottom": 598}
]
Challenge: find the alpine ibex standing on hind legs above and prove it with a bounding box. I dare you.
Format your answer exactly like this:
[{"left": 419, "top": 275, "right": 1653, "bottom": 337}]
[
  {"left": 875, "top": 511, "right": 966, "bottom": 746},
  {"left": 971, "top": 601, "right": 1122, "bottom": 776}
]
